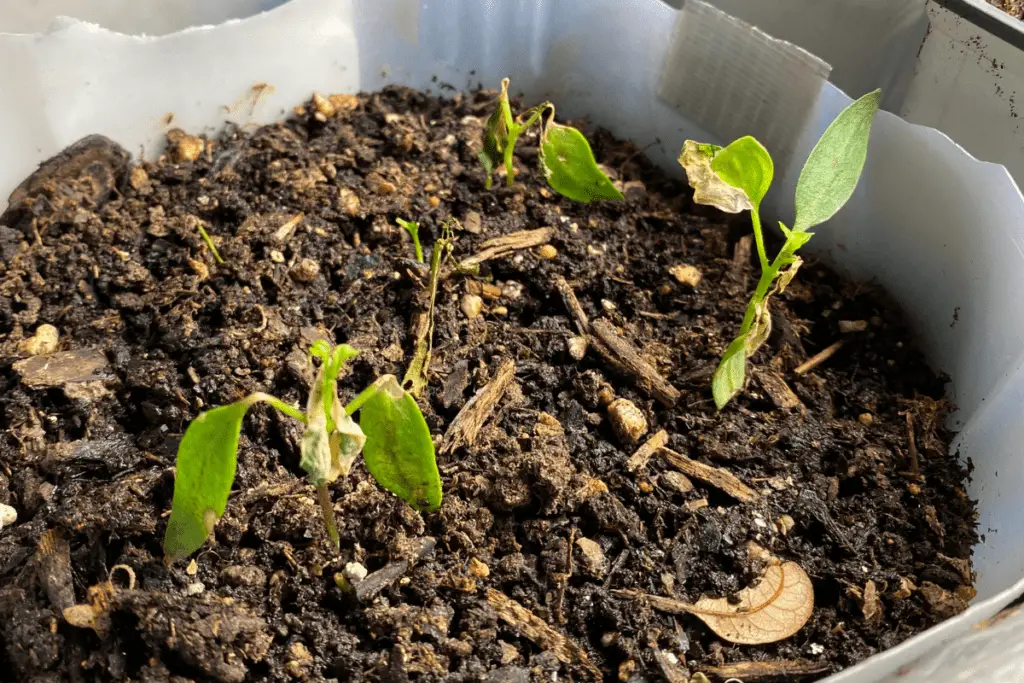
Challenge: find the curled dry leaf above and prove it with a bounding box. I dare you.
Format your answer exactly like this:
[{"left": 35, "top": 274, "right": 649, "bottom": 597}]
[
  {"left": 678, "top": 140, "right": 753, "bottom": 214},
  {"left": 625, "top": 561, "right": 814, "bottom": 645}
]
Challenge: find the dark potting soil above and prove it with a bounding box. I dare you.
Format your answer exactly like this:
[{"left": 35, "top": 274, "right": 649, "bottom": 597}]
[{"left": 0, "top": 86, "right": 978, "bottom": 683}]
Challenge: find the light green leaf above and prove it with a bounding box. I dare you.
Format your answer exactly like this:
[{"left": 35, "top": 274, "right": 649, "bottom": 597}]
[
  {"left": 712, "top": 336, "right": 748, "bottom": 410},
  {"left": 396, "top": 218, "right": 424, "bottom": 263},
  {"left": 678, "top": 141, "right": 752, "bottom": 214},
  {"left": 793, "top": 89, "right": 881, "bottom": 232},
  {"left": 478, "top": 79, "right": 511, "bottom": 189},
  {"left": 711, "top": 136, "right": 774, "bottom": 209},
  {"left": 359, "top": 375, "right": 442, "bottom": 511},
  {"left": 540, "top": 121, "right": 623, "bottom": 203},
  {"left": 164, "top": 399, "right": 251, "bottom": 561}
]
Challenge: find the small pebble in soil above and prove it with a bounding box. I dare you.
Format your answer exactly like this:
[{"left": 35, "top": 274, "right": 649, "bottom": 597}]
[
  {"left": 18, "top": 324, "right": 59, "bottom": 356},
  {"left": 840, "top": 319, "right": 869, "bottom": 333},
  {"left": 660, "top": 471, "right": 694, "bottom": 494},
  {"left": 607, "top": 398, "right": 648, "bottom": 444},
  {"left": 221, "top": 565, "right": 267, "bottom": 588},
  {"left": 776, "top": 514, "right": 796, "bottom": 535},
  {"left": 290, "top": 258, "right": 320, "bottom": 282},
  {"left": 461, "top": 294, "right": 483, "bottom": 319},
  {"left": 575, "top": 537, "right": 608, "bottom": 577},
  {"left": 669, "top": 263, "right": 703, "bottom": 288},
  {"left": 537, "top": 244, "right": 558, "bottom": 260},
  {"left": 0, "top": 503, "right": 16, "bottom": 530},
  {"left": 343, "top": 562, "right": 368, "bottom": 583},
  {"left": 469, "top": 557, "right": 490, "bottom": 578},
  {"left": 859, "top": 412, "right": 874, "bottom": 426},
  {"left": 186, "top": 582, "right": 205, "bottom": 596},
  {"left": 567, "top": 336, "right": 588, "bottom": 361}
]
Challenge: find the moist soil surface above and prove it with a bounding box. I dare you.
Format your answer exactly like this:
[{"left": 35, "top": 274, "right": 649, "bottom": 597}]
[{"left": 0, "top": 86, "right": 978, "bottom": 683}]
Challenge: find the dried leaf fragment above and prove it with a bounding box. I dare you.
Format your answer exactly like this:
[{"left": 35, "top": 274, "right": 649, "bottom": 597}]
[
  {"left": 622, "top": 561, "right": 814, "bottom": 644},
  {"left": 678, "top": 140, "right": 753, "bottom": 213}
]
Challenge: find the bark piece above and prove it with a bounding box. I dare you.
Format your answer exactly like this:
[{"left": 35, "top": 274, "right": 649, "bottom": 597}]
[
  {"left": 460, "top": 228, "right": 554, "bottom": 268},
  {"left": 440, "top": 360, "right": 516, "bottom": 454},
  {"left": 590, "top": 319, "right": 680, "bottom": 406},
  {"left": 625, "top": 430, "right": 669, "bottom": 473},
  {"left": 660, "top": 447, "right": 758, "bottom": 503},
  {"left": 355, "top": 537, "right": 436, "bottom": 602},
  {"left": 14, "top": 348, "right": 110, "bottom": 388},
  {"left": 754, "top": 368, "right": 804, "bottom": 411},
  {"left": 486, "top": 589, "right": 600, "bottom": 679},
  {"left": 701, "top": 659, "right": 830, "bottom": 680}
]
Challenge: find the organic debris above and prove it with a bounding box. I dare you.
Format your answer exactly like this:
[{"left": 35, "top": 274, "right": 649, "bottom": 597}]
[{"left": 621, "top": 561, "right": 814, "bottom": 644}]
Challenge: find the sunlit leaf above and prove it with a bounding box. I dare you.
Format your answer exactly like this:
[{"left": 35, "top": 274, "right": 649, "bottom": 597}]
[
  {"left": 164, "top": 400, "right": 251, "bottom": 561},
  {"left": 678, "top": 140, "right": 752, "bottom": 213},
  {"left": 711, "top": 136, "right": 774, "bottom": 209},
  {"left": 359, "top": 375, "right": 442, "bottom": 511},
  {"left": 540, "top": 121, "right": 623, "bottom": 203},
  {"left": 712, "top": 336, "right": 747, "bottom": 410},
  {"left": 793, "top": 89, "right": 881, "bottom": 232}
]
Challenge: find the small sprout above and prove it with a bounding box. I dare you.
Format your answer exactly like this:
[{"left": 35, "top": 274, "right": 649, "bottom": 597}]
[
  {"left": 478, "top": 78, "right": 623, "bottom": 203},
  {"left": 163, "top": 340, "right": 442, "bottom": 561},
  {"left": 195, "top": 221, "right": 224, "bottom": 264},
  {"left": 396, "top": 217, "right": 424, "bottom": 263},
  {"left": 679, "top": 90, "right": 881, "bottom": 409}
]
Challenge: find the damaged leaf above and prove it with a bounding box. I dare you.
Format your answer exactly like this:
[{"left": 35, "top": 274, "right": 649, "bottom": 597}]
[{"left": 678, "top": 140, "right": 752, "bottom": 214}]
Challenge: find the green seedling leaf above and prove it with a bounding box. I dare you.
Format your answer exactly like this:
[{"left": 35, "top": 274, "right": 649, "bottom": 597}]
[
  {"left": 678, "top": 141, "right": 752, "bottom": 213},
  {"left": 478, "top": 79, "right": 512, "bottom": 189},
  {"left": 712, "top": 336, "right": 748, "bottom": 410},
  {"left": 359, "top": 375, "right": 442, "bottom": 511},
  {"left": 164, "top": 394, "right": 274, "bottom": 561},
  {"left": 793, "top": 89, "right": 881, "bottom": 232},
  {"left": 540, "top": 121, "right": 623, "bottom": 203},
  {"left": 711, "top": 136, "right": 774, "bottom": 209},
  {"left": 396, "top": 218, "right": 424, "bottom": 263}
]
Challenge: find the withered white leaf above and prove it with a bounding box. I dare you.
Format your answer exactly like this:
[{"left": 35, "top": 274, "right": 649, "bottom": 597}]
[
  {"left": 677, "top": 140, "right": 753, "bottom": 214},
  {"left": 627, "top": 561, "right": 814, "bottom": 645}
]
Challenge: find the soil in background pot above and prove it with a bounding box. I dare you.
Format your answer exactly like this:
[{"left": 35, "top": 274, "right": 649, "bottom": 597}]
[{"left": 0, "top": 86, "right": 978, "bottom": 683}]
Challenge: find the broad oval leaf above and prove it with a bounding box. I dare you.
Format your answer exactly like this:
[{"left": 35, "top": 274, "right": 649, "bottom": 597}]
[
  {"left": 360, "top": 375, "right": 442, "bottom": 511},
  {"left": 712, "top": 335, "right": 748, "bottom": 410},
  {"left": 540, "top": 121, "right": 623, "bottom": 203},
  {"left": 711, "top": 136, "right": 774, "bottom": 209},
  {"left": 164, "top": 400, "right": 251, "bottom": 561},
  {"left": 678, "top": 140, "right": 752, "bottom": 214},
  {"left": 685, "top": 561, "right": 814, "bottom": 644},
  {"left": 793, "top": 89, "right": 881, "bottom": 232}
]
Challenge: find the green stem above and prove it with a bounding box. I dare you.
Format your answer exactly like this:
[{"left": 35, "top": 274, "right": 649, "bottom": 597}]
[
  {"left": 249, "top": 392, "right": 307, "bottom": 424},
  {"left": 344, "top": 383, "right": 380, "bottom": 416},
  {"left": 413, "top": 237, "right": 424, "bottom": 264},
  {"left": 750, "top": 208, "right": 769, "bottom": 272},
  {"left": 316, "top": 482, "right": 340, "bottom": 550},
  {"left": 737, "top": 236, "right": 802, "bottom": 336}
]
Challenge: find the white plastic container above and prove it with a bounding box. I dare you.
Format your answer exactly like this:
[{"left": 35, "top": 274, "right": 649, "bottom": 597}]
[{"left": 2, "top": 0, "right": 1024, "bottom": 679}]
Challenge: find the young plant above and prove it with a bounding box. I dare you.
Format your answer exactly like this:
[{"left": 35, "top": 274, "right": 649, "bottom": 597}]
[
  {"left": 477, "top": 78, "right": 624, "bottom": 203},
  {"left": 678, "top": 90, "right": 881, "bottom": 409},
  {"left": 396, "top": 218, "right": 423, "bottom": 263},
  {"left": 163, "top": 341, "right": 442, "bottom": 561}
]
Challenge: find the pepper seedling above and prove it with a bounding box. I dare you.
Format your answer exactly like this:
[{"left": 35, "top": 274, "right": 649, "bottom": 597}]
[
  {"left": 163, "top": 341, "right": 442, "bottom": 561},
  {"left": 477, "top": 78, "right": 623, "bottom": 203},
  {"left": 396, "top": 218, "right": 424, "bottom": 263},
  {"left": 678, "top": 90, "right": 881, "bottom": 409}
]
